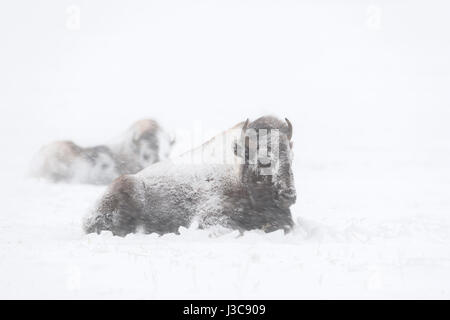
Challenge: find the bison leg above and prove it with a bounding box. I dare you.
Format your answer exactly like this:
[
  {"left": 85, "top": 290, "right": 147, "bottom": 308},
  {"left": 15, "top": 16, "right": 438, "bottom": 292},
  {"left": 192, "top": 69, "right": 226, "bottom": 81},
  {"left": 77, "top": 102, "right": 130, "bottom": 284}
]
[{"left": 83, "top": 175, "right": 146, "bottom": 236}]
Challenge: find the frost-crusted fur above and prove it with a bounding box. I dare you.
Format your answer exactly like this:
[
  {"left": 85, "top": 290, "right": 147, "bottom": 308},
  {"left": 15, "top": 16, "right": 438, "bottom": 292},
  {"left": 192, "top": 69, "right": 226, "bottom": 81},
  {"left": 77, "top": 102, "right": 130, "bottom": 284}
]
[
  {"left": 83, "top": 116, "right": 296, "bottom": 235},
  {"left": 30, "top": 119, "right": 174, "bottom": 185}
]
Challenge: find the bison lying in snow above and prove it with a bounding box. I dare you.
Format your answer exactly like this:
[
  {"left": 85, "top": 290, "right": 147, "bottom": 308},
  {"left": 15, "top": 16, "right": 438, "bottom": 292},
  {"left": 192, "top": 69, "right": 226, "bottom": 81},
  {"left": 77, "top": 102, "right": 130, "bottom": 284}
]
[
  {"left": 30, "top": 119, "right": 174, "bottom": 185},
  {"left": 83, "top": 116, "right": 296, "bottom": 235}
]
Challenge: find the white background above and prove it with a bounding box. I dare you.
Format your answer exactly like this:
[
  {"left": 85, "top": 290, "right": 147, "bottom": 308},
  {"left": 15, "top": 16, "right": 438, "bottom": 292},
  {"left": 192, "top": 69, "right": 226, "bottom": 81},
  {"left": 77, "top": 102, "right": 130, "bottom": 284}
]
[{"left": 0, "top": 0, "right": 449, "bottom": 298}]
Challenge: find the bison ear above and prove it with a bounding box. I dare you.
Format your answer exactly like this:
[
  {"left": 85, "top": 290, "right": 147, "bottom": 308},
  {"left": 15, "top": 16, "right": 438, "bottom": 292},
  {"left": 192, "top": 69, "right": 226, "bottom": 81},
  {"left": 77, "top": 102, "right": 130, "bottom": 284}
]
[
  {"left": 285, "top": 118, "right": 293, "bottom": 140},
  {"left": 233, "top": 138, "right": 246, "bottom": 158},
  {"left": 233, "top": 139, "right": 241, "bottom": 157},
  {"left": 233, "top": 137, "right": 251, "bottom": 160}
]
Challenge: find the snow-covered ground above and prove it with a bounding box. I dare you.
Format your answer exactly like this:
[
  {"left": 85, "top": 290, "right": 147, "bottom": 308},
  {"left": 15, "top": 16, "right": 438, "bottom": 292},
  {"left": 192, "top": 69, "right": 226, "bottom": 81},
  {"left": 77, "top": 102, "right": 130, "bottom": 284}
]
[
  {"left": 1, "top": 147, "right": 449, "bottom": 299},
  {"left": 1, "top": 0, "right": 450, "bottom": 299}
]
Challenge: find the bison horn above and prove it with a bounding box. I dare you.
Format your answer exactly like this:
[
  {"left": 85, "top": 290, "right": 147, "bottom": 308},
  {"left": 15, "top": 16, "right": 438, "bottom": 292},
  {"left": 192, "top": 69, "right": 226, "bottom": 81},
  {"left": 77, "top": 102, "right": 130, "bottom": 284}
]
[
  {"left": 240, "top": 118, "right": 250, "bottom": 140},
  {"left": 285, "top": 118, "right": 293, "bottom": 140}
]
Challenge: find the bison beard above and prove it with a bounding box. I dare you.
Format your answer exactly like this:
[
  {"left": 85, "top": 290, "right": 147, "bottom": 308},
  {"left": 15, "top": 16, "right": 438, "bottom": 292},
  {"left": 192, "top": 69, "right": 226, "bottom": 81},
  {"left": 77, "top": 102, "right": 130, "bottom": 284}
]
[{"left": 83, "top": 116, "right": 296, "bottom": 236}]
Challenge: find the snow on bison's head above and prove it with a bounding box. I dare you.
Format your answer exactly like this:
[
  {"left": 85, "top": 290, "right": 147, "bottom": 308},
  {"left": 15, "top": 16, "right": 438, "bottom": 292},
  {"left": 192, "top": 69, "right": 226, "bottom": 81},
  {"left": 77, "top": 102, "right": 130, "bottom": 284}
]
[{"left": 233, "top": 116, "right": 296, "bottom": 209}]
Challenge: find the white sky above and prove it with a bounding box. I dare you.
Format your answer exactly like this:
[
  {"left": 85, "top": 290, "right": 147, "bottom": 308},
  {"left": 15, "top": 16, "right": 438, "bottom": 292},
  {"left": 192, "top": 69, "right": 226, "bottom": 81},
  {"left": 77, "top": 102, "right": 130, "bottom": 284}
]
[{"left": 0, "top": 0, "right": 449, "bottom": 167}]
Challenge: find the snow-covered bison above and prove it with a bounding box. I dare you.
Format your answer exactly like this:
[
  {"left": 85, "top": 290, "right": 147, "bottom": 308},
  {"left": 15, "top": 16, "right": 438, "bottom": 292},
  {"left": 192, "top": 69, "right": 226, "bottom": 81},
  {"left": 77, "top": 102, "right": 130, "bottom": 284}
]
[
  {"left": 30, "top": 119, "right": 174, "bottom": 185},
  {"left": 83, "top": 116, "right": 296, "bottom": 235}
]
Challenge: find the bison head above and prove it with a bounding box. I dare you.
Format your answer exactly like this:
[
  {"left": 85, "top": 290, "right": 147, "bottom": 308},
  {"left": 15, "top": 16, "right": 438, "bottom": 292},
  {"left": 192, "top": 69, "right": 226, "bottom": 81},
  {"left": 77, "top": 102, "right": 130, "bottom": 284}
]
[
  {"left": 131, "top": 119, "right": 175, "bottom": 169},
  {"left": 234, "top": 116, "right": 296, "bottom": 209}
]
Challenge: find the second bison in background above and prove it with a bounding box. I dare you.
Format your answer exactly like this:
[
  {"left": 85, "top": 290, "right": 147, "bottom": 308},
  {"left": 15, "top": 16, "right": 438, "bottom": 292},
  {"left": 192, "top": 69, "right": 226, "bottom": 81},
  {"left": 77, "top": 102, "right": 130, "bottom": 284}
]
[
  {"left": 83, "top": 115, "right": 296, "bottom": 235},
  {"left": 30, "top": 119, "right": 174, "bottom": 185}
]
